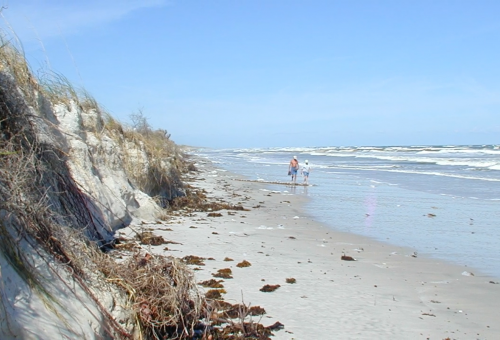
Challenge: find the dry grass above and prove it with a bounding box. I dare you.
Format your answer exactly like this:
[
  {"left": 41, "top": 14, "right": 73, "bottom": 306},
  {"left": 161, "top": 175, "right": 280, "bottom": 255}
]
[
  {"left": 0, "top": 34, "right": 104, "bottom": 116},
  {"left": 117, "top": 110, "right": 189, "bottom": 207},
  {"left": 103, "top": 113, "right": 125, "bottom": 134},
  {"left": 0, "top": 83, "right": 132, "bottom": 338},
  {"left": 0, "top": 32, "right": 185, "bottom": 338},
  {"left": 95, "top": 252, "right": 205, "bottom": 338},
  {"left": 0, "top": 36, "right": 38, "bottom": 102},
  {"left": 0, "top": 28, "right": 282, "bottom": 339},
  {"left": 39, "top": 72, "right": 80, "bottom": 108}
]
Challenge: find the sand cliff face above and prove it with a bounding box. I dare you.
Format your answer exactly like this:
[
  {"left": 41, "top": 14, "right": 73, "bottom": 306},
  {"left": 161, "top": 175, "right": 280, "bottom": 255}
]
[
  {"left": 52, "top": 100, "right": 165, "bottom": 234},
  {"left": 0, "top": 65, "right": 185, "bottom": 338}
]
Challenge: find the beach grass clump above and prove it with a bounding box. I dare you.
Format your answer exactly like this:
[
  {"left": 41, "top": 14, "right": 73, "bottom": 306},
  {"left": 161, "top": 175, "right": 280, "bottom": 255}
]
[
  {"left": 0, "top": 35, "right": 106, "bottom": 122},
  {"left": 236, "top": 260, "right": 252, "bottom": 268},
  {"left": 0, "top": 38, "right": 39, "bottom": 101},
  {"left": 114, "top": 109, "right": 190, "bottom": 208},
  {"left": 40, "top": 72, "right": 82, "bottom": 109},
  {"left": 95, "top": 251, "right": 206, "bottom": 338},
  {"left": 212, "top": 268, "right": 233, "bottom": 279},
  {"left": 102, "top": 112, "right": 125, "bottom": 134}
]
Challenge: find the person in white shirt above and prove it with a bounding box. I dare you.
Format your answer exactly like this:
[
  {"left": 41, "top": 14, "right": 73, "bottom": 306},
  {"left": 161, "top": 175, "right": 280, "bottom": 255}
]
[{"left": 301, "top": 160, "right": 311, "bottom": 184}]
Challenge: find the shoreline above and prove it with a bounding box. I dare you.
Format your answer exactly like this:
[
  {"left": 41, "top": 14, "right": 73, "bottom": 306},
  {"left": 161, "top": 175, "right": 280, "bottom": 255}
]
[{"left": 119, "top": 157, "right": 500, "bottom": 339}]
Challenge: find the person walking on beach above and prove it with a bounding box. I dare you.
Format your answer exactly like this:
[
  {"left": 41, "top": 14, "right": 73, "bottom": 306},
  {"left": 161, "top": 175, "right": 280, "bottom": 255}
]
[
  {"left": 289, "top": 156, "right": 299, "bottom": 184},
  {"left": 301, "top": 159, "right": 311, "bottom": 185}
]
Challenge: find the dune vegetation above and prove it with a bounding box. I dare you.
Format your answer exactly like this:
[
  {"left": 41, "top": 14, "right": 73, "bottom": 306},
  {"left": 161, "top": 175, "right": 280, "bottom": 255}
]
[{"left": 0, "top": 29, "right": 275, "bottom": 339}]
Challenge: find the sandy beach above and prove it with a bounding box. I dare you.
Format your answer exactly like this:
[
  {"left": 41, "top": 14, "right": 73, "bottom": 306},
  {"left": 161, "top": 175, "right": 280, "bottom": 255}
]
[{"left": 118, "top": 158, "right": 500, "bottom": 340}]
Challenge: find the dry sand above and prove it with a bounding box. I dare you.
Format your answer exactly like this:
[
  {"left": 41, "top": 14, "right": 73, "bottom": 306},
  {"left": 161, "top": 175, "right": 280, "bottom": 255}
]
[{"left": 119, "top": 159, "right": 500, "bottom": 339}]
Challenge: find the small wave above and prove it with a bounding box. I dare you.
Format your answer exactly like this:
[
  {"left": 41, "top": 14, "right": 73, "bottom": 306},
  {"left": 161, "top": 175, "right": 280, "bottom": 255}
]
[{"left": 331, "top": 166, "right": 500, "bottom": 182}]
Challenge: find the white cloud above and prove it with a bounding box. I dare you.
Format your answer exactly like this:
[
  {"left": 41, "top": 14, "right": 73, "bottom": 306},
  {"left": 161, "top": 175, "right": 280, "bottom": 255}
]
[{"left": 0, "top": 0, "right": 168, "bottom": 42}]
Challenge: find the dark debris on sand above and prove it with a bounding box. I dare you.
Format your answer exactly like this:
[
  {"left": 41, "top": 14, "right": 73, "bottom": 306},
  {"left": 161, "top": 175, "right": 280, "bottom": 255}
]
[
  {"left": 259, "top": 284, "right": 280, "bottom": 292},
  {"left": 213, "top": 268, "right": 233, "bottom": 279}
]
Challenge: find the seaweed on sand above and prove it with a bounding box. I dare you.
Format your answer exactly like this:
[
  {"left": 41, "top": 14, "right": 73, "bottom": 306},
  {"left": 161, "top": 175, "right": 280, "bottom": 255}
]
[
  {"left": 236, "top": 260, "right": 252, "bottom": 268},
  {"left": 259, "top": 284, "right": 280, "bottom": 292},
  {"left": 341, "top": 252, "right": 356, "bottom": 261},
  {"left": 169, "top": 186, "right": 250, "bottom": 213},
  {"left": 205, "top": 289, "right": 226, "bottom": 300},
  {"left": 207, "top": 302, "right": 278, "bottom": 340},
  {"left": 136, "top": 231, "right": 167, "bottom": 245},
  {"left": 182, "top": 255, "right": 206, "bottom": 266},
  {"left": 198, "top": 279, "right": 224, "bottom": 288},
  {"left": 207, "top": 212, "right": 223, "bottom": 217},
  {"left": 223, "top": 304, "right": 267, "bottom": 318},
  {"left": 212, "top": 268, "right": 233, "bottom": 279}
]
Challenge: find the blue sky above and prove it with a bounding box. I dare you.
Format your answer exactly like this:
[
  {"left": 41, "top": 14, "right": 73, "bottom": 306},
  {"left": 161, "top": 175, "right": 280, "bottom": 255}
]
[{"left": 1, "top": 0, "right": 499, "bottom": 148}]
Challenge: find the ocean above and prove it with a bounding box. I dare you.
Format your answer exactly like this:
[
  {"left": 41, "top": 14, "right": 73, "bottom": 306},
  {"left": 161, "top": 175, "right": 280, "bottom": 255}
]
[{"left": 194, "top": 145, "right": 500, "bottom": 278}]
